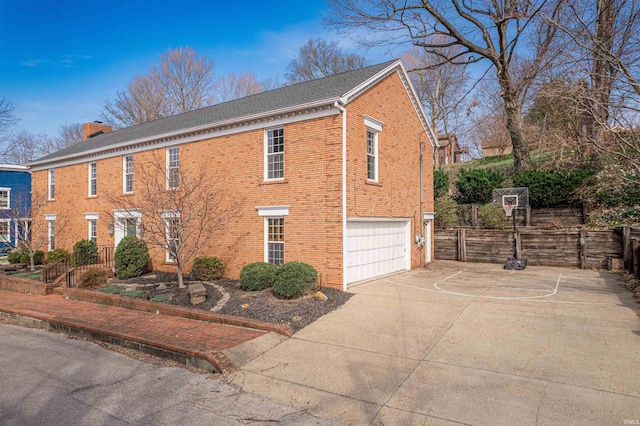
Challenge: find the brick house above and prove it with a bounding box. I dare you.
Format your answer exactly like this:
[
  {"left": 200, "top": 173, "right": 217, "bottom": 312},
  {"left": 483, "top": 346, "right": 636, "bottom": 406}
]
[
  {"left": 27, "top": 60, "right": 437, "bottom": 290},
  {"left": 0, "top": 164, "right": 31, "bottom": 254}
]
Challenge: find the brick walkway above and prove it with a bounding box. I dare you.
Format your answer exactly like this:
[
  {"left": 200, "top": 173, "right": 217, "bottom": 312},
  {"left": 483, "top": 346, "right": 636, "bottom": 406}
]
[{"left": 0, "top": 290, "right": 267, "bottom": 373}]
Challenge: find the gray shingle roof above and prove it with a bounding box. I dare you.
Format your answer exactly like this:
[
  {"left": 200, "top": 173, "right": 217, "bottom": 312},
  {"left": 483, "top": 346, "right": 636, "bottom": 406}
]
[{"left": 30, "top": 60, "right": 398, "bottom": 165}]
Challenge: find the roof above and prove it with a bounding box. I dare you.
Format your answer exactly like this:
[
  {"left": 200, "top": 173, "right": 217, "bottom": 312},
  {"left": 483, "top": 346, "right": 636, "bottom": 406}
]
[
  {"left": 29, "top": 60, "right": 435, "bottom": 167},
  {"left": 0, "top": 164, "right": 30, "bottom": 172}
]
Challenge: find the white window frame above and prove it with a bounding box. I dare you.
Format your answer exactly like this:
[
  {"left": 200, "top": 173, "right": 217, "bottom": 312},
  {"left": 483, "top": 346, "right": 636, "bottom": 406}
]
[
  {"left": 113, "top": 209, "right": 141, "bottom": 248},
  {"left": 16, "top": 218, "right": 30, "bottom": 242},
  {"left": 88, "top": 162, "right": 97, "bottom": 197},
  {"left": 257, "top": 206, "right": 290, "bottom": 266},
  {"left": 0, "top": 187, "right": 9, "bottom": 209},
  {"left": 161, "top": 210, "right": 180, "bottom": 263},
  {"left": 364, "top": 116, "right": 383, "bottom": 183},
  {"left": 123, "top": 155, "right": 134, "bottom": 194},
  {"left": 48, "top": 169, "right": 55, "bottom": 200},
  {"left": 166, "top": 146, "right": 180, "bottom": 189},
  {"left": 0, "top": 219, "right": 10, "bottom": 242},
  {"left": 45, "top": 214, "right": 57, "bottom": 251},
  {"left": 264, "top": 127, "right": 284, "bottom": 181},
  {"left": 85, "top": 213, "right": 99, "bottom": 245}
]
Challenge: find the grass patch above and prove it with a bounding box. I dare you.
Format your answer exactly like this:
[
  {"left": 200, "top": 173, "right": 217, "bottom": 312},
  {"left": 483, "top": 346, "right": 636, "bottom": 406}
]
[
  {"left": 99, "top": 285, "right": 126, "bottom": 294},
  {"left": 11, "top": 271, "right": 42, "bottom": 281},
  {"left": 151, "top": 294, "right": 170, "bottom": 303},
  {"left": 120, "top": 289, "right": 146, "bottom": 299}
]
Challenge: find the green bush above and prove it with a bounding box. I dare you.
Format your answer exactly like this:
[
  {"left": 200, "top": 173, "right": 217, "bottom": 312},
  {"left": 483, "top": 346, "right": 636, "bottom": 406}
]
[
  {"left": 434, "top": 168, "right": 450, "bottom": 198},
  {"left": 434, "top": 195, "right": 458, "bottom": 228},
  {"left": 99, "top": 285, "right": 126, "bottom": 294},
  {"left": 455, "top": 168, "right": 505, "bottom": 204},
  {"left": 120, "top": 289, "right": 146, "bottom": 298},
  {"left": 47, "top": 248, "right": 70, "bottom": 264},
  {"left": 191, "top": 256, "right": 225, "bottom": 281},
  {"left": 114, "top": 236, "right": 149, "bottom": 279},
  {"left": 478, "top": 204, "right": 509, "bottom": 229},
  {"left": 19, "top": 250, "right": 44, "bottom": 266},
  {"left": 77, "top": 269, "right": 108, "bottom": 289},
  {"left": 272, "top": 262, "right": 318, "bottom": 299},
  {"left": 240, "top": 262, "right": 278, "bottom": 291},
  {"left": 152, "top": 294, "right": 170, "bottom": 303},
  {"left": 513, "top": 168, "right": 593, "bottom": 208},
  {"left": 7, "top": 251, "right": 22, "bottom": 264},
  {"left": 71, "top": 239, "right": 98, "bottom": 267}
]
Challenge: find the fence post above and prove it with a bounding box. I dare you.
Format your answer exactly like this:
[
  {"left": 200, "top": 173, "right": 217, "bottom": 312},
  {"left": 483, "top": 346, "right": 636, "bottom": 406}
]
[
  {"left": 458, "top": 228, "right": 467, "bottom": 262},
  {"left": 525, "top": 206, "right": 531, "bottom": 227},
  {"left": 623, "top": 226, "right": 631, "bottom": 271},
  {"left": 633, "top": 238, "right": 639, "bottom": 278},
  {"left": 582, "top": 203, "right": 589, "bottom": 225},
  {"left": 579, "top": 230, "right": 587, "bottom": 269}
]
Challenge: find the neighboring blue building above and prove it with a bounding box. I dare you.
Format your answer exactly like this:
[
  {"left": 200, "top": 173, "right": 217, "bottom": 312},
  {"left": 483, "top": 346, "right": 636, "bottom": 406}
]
[{"left": 0, "top": 164, "right": 31, "bottom": 254}]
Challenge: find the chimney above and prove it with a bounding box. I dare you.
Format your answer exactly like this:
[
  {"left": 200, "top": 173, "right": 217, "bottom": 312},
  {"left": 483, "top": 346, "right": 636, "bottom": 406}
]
[{"left": 82, "top": 121, "right": 113, "bottom": 140}]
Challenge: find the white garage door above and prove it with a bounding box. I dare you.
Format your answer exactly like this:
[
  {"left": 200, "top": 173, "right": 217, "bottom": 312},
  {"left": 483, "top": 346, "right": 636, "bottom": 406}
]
[{"left": 346, "top": 219, "right": 410, "bottom": 285}]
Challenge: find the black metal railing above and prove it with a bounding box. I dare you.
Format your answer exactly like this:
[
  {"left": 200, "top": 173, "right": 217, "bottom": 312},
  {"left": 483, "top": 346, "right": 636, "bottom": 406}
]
[{"left": 63, "top": 245, "right": 115, "bottom": 287}]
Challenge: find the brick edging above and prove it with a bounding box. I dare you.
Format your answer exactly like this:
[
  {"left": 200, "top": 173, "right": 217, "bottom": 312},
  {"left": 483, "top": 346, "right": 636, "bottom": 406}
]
[
  {"left": 0, "top": 305, "right": 237, "bottom": 374},
  {"left": 0, "top": 275, "right": 59, "bottom": 295},
  {"left": 54, "top": 286, "right": 293, "bottom": 336}
]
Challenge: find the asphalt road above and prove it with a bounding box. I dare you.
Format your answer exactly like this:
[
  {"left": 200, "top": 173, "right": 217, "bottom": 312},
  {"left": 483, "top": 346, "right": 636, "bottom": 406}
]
[{"left": 0, "top": 324, "right": 338, "bottom": 426}]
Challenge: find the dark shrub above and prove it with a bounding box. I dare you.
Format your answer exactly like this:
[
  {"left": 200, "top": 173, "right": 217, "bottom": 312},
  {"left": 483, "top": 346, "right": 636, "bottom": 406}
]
[
  {"left": 434, "top": 195, "right": 458, "bottom": 228},
  {"left": 455, "top": 168, "right": 505, "bottom": 204},
  {"left": 434, "top": 168, "right": 450, "bottom": 198},
  {"left": 240, "top": 262, "right": 278, "bottom": 291},
  {"left": 47, "top": 248, "right": 70, "bottom": 264},
  {"left": 19, "top": 250, "right": 44, "bottom": 265},
  {"left": 272, "top": 262, "right": 318, "bottom": 299},
  {"left": 7, "top": 251, "right": 22, "bottom": 264},
  {"left": 114, "top": 235, "right": 149, "bottom": 279},
  {"left": 77, "top": 269, "right": 108, "bottom": 289},
  {"left": 513, "top": 168, "right": 593, "bottom": 208},
  {"left": 71, "top": 239, "right": 98, "bottom": 267},
  {"left": 191, "top": 256, "right": 225, "bottom": 281}
]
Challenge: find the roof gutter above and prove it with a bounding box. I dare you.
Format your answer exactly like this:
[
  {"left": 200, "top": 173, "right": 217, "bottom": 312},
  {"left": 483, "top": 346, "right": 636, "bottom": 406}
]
[{"left": 334, "top": 100, "right": 348, "bottom": 291}]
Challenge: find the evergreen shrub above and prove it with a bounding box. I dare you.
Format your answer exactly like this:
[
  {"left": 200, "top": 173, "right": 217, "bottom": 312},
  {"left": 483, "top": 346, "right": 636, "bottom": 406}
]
[
  {"left": 455, "top": 168, "right": 505, "bottom": 204},
  {"left": 191, "top": 256, "right": 225, "bottom": 281},
  {"left": 240, "top": 262, "right": 278, "bottom": 291},
  {"left": 114, "top": 235, "right": 149, "bottom": 279},
  {"left": 272, "top": 262, "right": 318, "bottom": 299}
]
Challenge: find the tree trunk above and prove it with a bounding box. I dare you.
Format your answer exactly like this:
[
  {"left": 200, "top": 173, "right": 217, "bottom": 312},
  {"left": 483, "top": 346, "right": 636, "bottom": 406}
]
[
  {"left": 29, "top": 254, "right": 35, "bottom": 272},
  {"left": 177, "top": 263, "right": 185, "bottom": 288},
  {"left": 502, "top": 89, "right": 532, "bottom": 173}
]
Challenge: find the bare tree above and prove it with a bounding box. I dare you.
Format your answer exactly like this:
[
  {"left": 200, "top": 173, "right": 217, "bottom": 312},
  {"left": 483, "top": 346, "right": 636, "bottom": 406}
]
[
  {"left": 2, "top": 131, "right": 50, "bottom": 164},
  {"left": 0, "top": 98, "right": 19, "bottom": 157},
  {"left": 102, "top": 47, "right": 216, "bottom": 128},
  {"left": 328, "top": 0, "right": 565, "bottom": 172},
  {"left": 106, "top": 153, "right": 244, "bottom": 288},
  {"left": 285, "top": 38, "right": 367, "bottom": 84},
  {"left": 215, "top": 71, "right": 264, "bottom": 103}
]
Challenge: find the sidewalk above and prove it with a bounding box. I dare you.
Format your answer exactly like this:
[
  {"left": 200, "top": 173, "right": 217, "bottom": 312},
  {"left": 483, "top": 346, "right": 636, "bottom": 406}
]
[{"left": 0, "top": 290, "right": 270, "bottom": 374}]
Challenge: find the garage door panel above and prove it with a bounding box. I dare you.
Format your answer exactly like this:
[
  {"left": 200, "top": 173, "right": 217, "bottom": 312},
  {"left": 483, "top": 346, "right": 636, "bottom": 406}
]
[{"left": 346, "top": 220, "right": 409, "bottom": 285}]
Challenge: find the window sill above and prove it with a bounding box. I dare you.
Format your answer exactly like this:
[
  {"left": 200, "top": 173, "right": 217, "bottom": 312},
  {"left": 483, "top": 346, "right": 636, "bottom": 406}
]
[
  {"left": 87, "top": 196, "right": 97, "bottom": 199},
  {"left": 122, "top": 192, "right": 134, "bottom": 196},
  {"left": 259, "top": 179, "right": 289, "bottom": 186},
  {"left": 365, "top": 180, "right": 382, "bottom": 187}
]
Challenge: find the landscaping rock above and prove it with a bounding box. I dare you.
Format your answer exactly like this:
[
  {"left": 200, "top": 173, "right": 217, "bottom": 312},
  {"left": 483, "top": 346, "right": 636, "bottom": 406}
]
[
  {"left": 314, "top": 291, "right": 328, "bottom": 301},
  {"left": 156, "top": 283, "right": 167, "bottom": 291},
  {"left": 188, "top": 283, "right": 207, "bottom": 305}
]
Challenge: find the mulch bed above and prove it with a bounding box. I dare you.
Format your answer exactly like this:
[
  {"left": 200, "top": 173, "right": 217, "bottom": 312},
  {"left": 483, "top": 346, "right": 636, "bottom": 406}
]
[{"left": 110, "top": 272, "right": 353, "bottom": 333}]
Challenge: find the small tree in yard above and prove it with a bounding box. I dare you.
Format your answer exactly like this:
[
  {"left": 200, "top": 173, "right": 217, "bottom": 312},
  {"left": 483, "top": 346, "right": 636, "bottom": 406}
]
[
  {"left": 107, "top": 153, "right": 244, "bottom": 288},
  {"left": 0, "top": 190, "right": 66, "bottom": 272}
]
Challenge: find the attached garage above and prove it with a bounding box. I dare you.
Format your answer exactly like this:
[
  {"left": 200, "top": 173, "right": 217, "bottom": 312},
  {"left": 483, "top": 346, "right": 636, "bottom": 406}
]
[{"left": 345, "top": 219, "right": 411, "bottom": 286}]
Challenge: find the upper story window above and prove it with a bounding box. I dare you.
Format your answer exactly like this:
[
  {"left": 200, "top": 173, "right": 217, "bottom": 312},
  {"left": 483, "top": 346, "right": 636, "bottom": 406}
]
[
  {"left": 123, "top": 155, "right": 134, "bottom": 194},
  {"left": 167, "top": 147, "right": 179, "bottom": 189},
  {"left": 364, "top": 116, "right": 383, "bottom": 182},
  {"left": 367, "top": 129, "right": 378, "bottom": 181},
  {"left": 88, "top": 162, "right": 97, "bottom": 197},
  {"left": 0, "top": 188, "right": 9, "bottom": 209},
  {"left": 265, "top": 128, "right": 284, "bottom": 180},
  {"left": 48, "top": 169, "right": 55, "bottom": 200}
]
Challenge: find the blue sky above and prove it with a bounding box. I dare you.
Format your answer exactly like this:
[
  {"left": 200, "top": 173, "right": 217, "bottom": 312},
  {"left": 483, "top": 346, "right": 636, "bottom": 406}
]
[{"left": 0, "top": 0, "right": 392, "bottom": 136}]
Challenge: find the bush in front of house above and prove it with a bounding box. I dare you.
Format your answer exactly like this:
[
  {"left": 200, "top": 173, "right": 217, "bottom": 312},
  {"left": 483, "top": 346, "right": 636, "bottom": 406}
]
[
  {"left": 455, "top": 168, "right": 505, "bottom": 204},
  {"left": 19, "top": 250, "right": 44, "bottom": 265},
  {"left": 71, "top": 239, "right": 99, "bottom": 267},
  {"left": 434, "top": 195, "right": 458, "bottom": 228},
  {"left": 114, "top": 235, "right": 149, "bottom": 279},
  {"left": 191, "top": 256, "right": 225, "bottom": 281},
  {"left": 272, "top": 262, "right": 318, "bottom": 299},
  {"left": 77, "top": 269, "right": 108, "bottom": 289},
  {"left": 240, "top": 262, "right": 278, "bottom": 291},
  {"left": 434, "top": 168, "right": 450, "bottom": 198},
  {"left": 7, "top": 251, "right": 22, "bottom": 264},
  {"left": 478, "top": 203, "right": 509, "bottom": 229},
  {"left": 47, "top": 248, "right": 70, "bottom": 264}
]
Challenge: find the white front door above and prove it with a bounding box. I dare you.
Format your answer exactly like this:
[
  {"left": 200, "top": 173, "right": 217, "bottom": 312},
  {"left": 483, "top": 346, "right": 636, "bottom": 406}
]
[{"left": 113, "top": 209, "right": 141, "bottom": 248}]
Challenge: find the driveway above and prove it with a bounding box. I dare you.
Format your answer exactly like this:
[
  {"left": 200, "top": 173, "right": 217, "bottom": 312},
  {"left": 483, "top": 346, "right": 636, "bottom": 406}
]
[{"left": 230, "top": 260, "right": 640, "bottom": 425}]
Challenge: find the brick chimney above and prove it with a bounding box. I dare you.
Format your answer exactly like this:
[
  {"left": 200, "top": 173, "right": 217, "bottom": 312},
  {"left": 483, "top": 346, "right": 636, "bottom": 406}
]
[{"left": 82, "top": 121, "right": 113, "bottom": 140}]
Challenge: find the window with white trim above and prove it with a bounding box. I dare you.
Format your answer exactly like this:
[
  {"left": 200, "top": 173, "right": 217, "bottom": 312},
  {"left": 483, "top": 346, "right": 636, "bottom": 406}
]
[
  {"left": 123, "top": 155, "right": 134, "bottom": 194},
  {"left": 0, "top": 220, "right": 9, "bottom": 242},
  {"left": 48, "top": 169, "right": 55, "bottom": 200},
  {"left": 162, "top": 211, "right": 180, "bottom": 262},
  {"left": 88, "top": 162, "right": 97, "bottom": 196},
  {"left": 88, "top": 220, "right": 97, "bottom": 244},
  {"left": 267, "top": 217, "right": 285, "bottom": 265},
  {"left": 47, "top": 219, "right": 56, "bottom": 251},
  {"left": 366, "top": 129, "right": 378, "bottom": 181},
  {"left": 0, "top": 188, "right": 9, "bottom": 209},
  {"left": 167, "top": 147, "right": 179, "bottom": 189},
  {"left": 265, "top": 128, "right": 284, "bottom": 180}
]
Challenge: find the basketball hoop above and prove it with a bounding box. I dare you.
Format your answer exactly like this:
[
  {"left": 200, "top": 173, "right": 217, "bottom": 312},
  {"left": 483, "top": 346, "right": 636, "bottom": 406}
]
[{"left": 503, "top": 204, "right": 516, "bottom": 217}]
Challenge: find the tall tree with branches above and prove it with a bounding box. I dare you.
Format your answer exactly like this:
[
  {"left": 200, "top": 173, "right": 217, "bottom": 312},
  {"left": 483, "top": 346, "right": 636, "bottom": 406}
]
[
  {"left": 328, "top": 0, "right": 564, "bottom": 172},
  {"left": 285, "top": 38, "right": 367, "bottom": 84}
]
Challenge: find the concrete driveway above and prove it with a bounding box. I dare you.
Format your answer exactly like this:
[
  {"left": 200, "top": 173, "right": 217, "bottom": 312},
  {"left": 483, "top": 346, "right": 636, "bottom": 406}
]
[{"left": 229, "top": 261, "right": 640, "bottom": 425}]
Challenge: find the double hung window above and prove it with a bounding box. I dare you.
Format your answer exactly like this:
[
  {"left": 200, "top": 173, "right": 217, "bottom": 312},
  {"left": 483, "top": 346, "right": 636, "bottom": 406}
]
[
  {"left": 266, "top": 128, "right": 284, "bottom": 180},
  {"left": 123, "top": 155, "right": 134, "bottom": 193},
  {"left": 167, "top": 147, "right": 179, "bottom": 189},
  {"left": 88, "top": 162, "right": 97, "bottom": 196}
]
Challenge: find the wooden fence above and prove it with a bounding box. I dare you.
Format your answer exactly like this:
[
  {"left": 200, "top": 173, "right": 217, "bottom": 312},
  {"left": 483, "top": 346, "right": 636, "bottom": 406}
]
[{"left": 435, "top": 228, "right": 622, "bottom": 269}]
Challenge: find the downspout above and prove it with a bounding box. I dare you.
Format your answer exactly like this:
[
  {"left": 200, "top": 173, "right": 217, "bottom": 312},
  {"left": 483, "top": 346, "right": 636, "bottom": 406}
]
[{"left": 334, "top": 101, "right": 347, "bottom": 291}]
